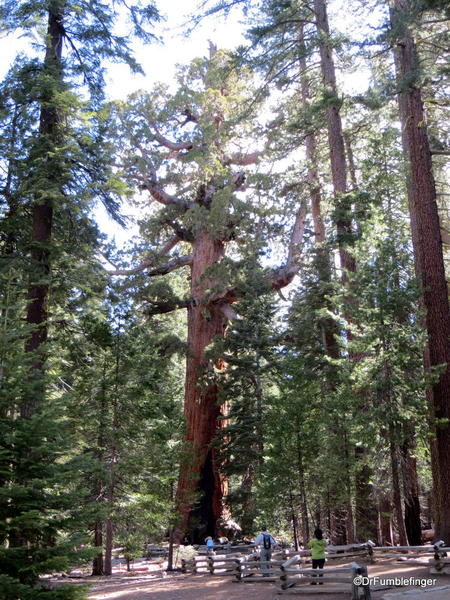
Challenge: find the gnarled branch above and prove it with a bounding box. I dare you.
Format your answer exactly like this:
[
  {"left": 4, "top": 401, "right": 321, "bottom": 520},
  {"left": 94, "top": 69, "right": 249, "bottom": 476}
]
[
  {"left": 271, "top": 202, "right": 307, "bottom": 289},
  {"left": 150, "top": 121, "right": 194, "bottom": 152},
  {"left": 105, "top": 241, "right": 192, "bottom": 277},
  {"left": 146, "top": 254, "right": 193, "bottom": 277}
]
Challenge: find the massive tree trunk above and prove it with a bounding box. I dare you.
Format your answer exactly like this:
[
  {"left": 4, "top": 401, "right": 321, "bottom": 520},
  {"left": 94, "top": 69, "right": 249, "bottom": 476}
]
[
  {"left": 175, "top": 232, "right": 230, "bottom": 543},
  {"left": 391, "top": 0, "right": 450, "bottom": 542},
  {"left": 23, "top": 4, "right": 64, "bottom": 417}
]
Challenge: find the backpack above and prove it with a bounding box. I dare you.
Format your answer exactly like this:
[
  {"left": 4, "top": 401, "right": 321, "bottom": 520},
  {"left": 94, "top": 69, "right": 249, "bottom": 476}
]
[{"left": 263, "top": 533, "right": 271, "bottom": 549}]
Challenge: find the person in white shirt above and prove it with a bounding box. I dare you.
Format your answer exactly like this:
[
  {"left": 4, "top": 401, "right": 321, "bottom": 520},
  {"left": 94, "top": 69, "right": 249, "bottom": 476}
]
[{"left": 254, "top": 526, "right": 277, "bottom": 576}]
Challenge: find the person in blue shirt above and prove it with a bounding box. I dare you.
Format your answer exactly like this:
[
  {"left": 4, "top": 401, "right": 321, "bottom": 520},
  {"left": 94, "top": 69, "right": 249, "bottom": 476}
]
[
  {"left": 205, "top": 536, "right": 215, "bottom": 555},
  {"left": 254, "top": 526, "right": 277, "bottom": 576}
]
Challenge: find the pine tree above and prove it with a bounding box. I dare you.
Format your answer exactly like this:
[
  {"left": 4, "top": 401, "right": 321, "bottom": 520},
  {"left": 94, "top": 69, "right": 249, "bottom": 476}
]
[{"left": 0, "top": 0, "right": 160, "bottom": 595}]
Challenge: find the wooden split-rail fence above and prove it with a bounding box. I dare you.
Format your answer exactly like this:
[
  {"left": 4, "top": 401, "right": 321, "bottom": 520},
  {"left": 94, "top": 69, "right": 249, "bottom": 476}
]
[
  {"left": 179, "top": 540, "right": 450, "bottom": 593},
  {"left": 274, "top": 556, "right": 371, "bottom": 598}
]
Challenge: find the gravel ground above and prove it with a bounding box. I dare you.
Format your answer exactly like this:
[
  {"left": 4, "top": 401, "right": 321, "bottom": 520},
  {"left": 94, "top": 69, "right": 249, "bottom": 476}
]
[{"left": 53, "top": 558, "right": 450, "bottom": 600}]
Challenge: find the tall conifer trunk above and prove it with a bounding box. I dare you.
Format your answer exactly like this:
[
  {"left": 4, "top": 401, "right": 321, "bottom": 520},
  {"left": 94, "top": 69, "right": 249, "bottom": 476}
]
[
  {"left": 312, "top": 0, "right": 359, "bottom": 543},
  {"left": 23, "top": 4, "right": 64, "bottom": 417},
  {"left": 313, "top": 0, "right": 356, "bottom": 278},
  {"left": 389, "top": 437, "right": 409, "bottom": 545},
  {"left": 402, "top": 435, "right": 422, "bottom": 545},
  {"left": 175, "top": 232, "right": 229, "bottom": 542},
  {"left": 391, "top": 0, "right": 450, "bottom": 542}
]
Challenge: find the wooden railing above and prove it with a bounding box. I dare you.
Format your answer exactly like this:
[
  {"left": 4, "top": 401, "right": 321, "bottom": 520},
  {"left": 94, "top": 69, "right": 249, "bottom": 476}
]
[
  {"left": 275, "top": 556, "right": 371, "bottom": 598},
  {"left": 180, "top": 541, "right": 449, "bottom": 581}
]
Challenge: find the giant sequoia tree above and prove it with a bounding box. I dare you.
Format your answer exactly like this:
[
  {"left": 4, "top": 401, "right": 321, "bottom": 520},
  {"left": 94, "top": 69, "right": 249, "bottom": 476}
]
[{"left": 109, "top": 48, "right": 306, "bottom": 542}]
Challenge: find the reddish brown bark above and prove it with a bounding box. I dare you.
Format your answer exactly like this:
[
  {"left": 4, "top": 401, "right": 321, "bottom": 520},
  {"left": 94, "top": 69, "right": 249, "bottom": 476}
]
[
  {"left": 175, "top": 232, "right": 230, "bottom": 542},
  {"left": 378, "top": 496, "right": 393, "bottom": 546},
  {"left": 391, "top": 0, "right": 450, "bottom": 542}
]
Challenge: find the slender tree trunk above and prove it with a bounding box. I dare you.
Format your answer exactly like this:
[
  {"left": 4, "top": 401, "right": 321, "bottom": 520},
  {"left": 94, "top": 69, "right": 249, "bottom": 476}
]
[
  {"left": 240, "top": 464, "right": 256, "bottom": 535},
  {"left": 289, "top": 490, "right": 300, "bottom": 551},
  {"left": 354, "top": 447, "right": 377, "bottom": 542},
  {"left": 92, "top": 358, "right": 107, "bottom": 576},
  {"left": 175, "top": 232, "right": 229, "bottom": 542},
  {"left": 92, "top": 520, "right": 104, "bottom": 576},
  {"left": 389, "top": 437, "right": 409, "bottom": 545},
  {"left": 299, "top": 19, "right": 355, "bottom": 544},
  {"left": 295, "top": 424, "right": 310, "bottom": 544},
  {"left": 401, "top": 434, "right": 422, "bottom": 545},
  {"left": 378, "top": 496, "right": 393, "bottom": 545},
  {"left": 23, "top": 4, "right": 64, "bottom": 417},
  {"left": 391, "top": 0, "right": 450, "bottom": 542},
  {"left": 104, "top": 332, "right": 121, "bottom": 575},
  {"left": 313, "top": 0, "right": 356, "bottom": 279}
]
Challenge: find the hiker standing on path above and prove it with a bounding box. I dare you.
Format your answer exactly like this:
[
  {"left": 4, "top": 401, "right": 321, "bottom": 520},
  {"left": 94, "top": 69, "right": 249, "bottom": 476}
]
[
  {"left": 308, "top": 528, "right": 327, "bottom": 584},
  {"left": 254, "top": 526, "right": 277, "bottom": 576},
  {"left": 205, "top": 536, "right": 215, "bottom": 556}
]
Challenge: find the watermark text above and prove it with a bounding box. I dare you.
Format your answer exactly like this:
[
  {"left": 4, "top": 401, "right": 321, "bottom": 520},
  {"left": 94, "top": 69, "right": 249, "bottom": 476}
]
[{"left": 353, "top": 575, "right": 437, "bottom": 588}]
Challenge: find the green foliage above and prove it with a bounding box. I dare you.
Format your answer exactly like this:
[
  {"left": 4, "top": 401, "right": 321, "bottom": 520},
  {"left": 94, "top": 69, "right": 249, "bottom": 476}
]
[{"left": 0, "top": 575, "right": 89, "bottom": 600}]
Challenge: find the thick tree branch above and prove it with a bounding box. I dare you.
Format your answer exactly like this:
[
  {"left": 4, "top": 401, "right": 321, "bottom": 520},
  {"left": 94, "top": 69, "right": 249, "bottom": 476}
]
[
  {"left": 145, "top": 254, "right": 193, "bottom": 277},
  {"left": 104, "top": 237, "right": 191, "bottom": 277},
  {"left": 224, "top": 151, "right": 261, "bottom": 166},
  {"left": 199, "top": 203, "right": 307, "bottom": 311},
  {"left": 107, "top": 253, "right": 192, "bottom": 277},
  {"left": 132, "top": 137, "right": 192, "bottom": 209},
  {"left": 135, "top": 172, "right": 191, "bottom": 209},
  {"left": 150, "top": 121, "right": 194, "bottom": 151},
  {"left": 143, "top": 297, "right": 193, "bottom": 315},
  {"left": 271, "top": 202, "right": 307, "bottom": 290}
]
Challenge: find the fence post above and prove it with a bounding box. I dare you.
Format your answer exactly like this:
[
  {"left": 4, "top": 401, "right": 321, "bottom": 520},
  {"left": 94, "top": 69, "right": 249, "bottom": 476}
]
[
  {"left": 360, "top": 565, "right": 371, "bottom": 599},
  {"left": 234, "top": 557, "right": 243, "bottom": 582},
  {"left": 207, "top": 555, "right": 214, "bottom": 575},
  {"left": 350, "top": 562, "right": 359, "bottom": 600}
]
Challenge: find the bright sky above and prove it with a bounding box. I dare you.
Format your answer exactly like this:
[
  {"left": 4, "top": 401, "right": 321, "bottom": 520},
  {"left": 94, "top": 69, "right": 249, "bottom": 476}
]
[{"left": 104, "top": 0, "right": 246, "bottom": 99}]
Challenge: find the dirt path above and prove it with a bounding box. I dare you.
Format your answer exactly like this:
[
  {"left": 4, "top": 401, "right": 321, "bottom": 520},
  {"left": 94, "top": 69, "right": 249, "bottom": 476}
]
[{"left": 56, "top": 560, "right": 449, "bottom": 600}]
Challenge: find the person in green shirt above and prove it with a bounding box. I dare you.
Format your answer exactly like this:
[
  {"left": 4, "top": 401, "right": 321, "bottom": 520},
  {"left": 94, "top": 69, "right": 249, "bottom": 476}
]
[{"left": 308, "top": 528, "right": 327, "bottom": 584}]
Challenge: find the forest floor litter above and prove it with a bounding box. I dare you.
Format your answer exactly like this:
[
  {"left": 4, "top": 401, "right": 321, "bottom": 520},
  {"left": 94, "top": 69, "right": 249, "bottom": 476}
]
[{"left": 52, "top": 559, "right": 450, "bottom": 599}]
